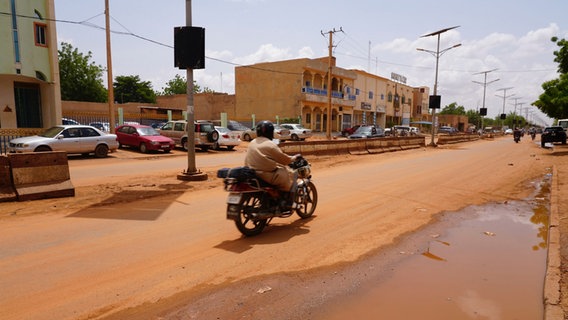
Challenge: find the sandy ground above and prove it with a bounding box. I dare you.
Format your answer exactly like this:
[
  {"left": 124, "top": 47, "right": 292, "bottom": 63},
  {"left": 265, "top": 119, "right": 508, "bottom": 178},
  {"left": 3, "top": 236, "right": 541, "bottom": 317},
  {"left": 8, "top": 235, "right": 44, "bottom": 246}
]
[{"left": 1, "top": 135, "right": 567, "bottom": 319}]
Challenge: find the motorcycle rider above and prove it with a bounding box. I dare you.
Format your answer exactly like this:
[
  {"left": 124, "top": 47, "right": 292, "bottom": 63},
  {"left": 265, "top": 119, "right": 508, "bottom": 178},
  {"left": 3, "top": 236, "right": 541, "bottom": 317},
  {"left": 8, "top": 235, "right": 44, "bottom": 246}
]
[{"left": 245, "top": 120, "right": 299, "bottom": 208}]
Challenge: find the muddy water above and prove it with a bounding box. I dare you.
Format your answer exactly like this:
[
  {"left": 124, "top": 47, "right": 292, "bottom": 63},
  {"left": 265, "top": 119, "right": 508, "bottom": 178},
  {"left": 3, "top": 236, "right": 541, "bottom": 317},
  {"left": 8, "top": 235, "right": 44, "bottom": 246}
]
[{"left": 314, "top": 178, "right": 550, "bottom": 320}]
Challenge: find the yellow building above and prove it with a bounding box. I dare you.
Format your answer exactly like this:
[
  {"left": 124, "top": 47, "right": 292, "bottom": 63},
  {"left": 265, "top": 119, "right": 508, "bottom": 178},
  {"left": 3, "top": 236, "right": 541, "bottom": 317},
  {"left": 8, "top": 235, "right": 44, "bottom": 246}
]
[
  {"left": 236, "top": 56, "right": 357, "bottom": 132},
  {"left": 236, "top": 56, "right": 430, "bottom": 132},
  {"left": 0, "top": 0, "right": 61, "bottom": 129}
]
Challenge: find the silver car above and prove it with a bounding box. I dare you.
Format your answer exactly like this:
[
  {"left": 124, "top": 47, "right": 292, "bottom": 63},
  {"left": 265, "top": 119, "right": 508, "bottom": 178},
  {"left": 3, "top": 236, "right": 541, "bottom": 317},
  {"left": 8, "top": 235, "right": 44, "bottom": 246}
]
[{"left": 9, "top": 125, "right": 118, "bottom": 158}]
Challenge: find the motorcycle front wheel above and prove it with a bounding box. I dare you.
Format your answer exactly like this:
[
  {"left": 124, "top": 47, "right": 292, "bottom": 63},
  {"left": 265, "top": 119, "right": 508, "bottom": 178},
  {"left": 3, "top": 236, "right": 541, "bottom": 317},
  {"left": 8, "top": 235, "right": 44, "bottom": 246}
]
[
  {"left": 295, "top": 181, "right": 318, "bottom": 219},
  {"left": 233, "top": 193, "right": 267, "bottom": 236}
]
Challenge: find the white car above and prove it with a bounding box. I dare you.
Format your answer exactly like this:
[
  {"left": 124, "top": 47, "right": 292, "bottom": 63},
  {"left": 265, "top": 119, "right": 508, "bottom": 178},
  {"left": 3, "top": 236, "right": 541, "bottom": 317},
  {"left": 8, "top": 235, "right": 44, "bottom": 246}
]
[
  {"left": 280, "top": 123, "right": 312, "bottom": 141},
  {"left": 213, "top": 126, "right": 241, "bottom": 150},
  {"left": 9, "top": 125, "right": 118, "bottom": 158}
]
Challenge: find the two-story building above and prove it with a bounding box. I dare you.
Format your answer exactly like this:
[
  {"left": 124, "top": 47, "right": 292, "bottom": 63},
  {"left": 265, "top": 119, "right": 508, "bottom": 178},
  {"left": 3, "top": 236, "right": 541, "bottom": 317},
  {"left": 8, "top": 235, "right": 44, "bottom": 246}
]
[
  {"left": 0, "top": 0, "right": 61, "bottom": 129},
  {"left": 235, "top": 56, "right": 431, "bottom": 132}
]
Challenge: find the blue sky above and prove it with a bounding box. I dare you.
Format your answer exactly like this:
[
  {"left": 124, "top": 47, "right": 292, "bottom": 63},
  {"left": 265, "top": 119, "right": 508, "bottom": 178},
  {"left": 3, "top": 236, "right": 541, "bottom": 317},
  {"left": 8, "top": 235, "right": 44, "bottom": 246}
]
[{"left": 54, "top": 0, "right": 568, "bottom": 125}]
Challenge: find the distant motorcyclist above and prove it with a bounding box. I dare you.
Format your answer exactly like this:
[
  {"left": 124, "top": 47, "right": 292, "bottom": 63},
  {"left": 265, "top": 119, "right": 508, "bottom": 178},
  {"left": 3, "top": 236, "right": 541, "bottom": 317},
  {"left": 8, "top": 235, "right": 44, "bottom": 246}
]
[
  {"left": 513, "top": 127, "right": 522, "bottom": 142},
  {"left": 244, "top": 120, "right": 299, "bottom": 207}
]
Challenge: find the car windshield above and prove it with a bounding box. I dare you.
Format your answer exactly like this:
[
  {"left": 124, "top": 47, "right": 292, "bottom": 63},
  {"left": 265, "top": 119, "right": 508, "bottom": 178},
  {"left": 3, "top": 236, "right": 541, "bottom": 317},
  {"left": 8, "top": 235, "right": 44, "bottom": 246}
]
[
  {"left": 137, "top": 127, "right": 160, "bottom": 136},
  {"left": 40, "top": 126, "right": 65, "bottom": 138},
  {"left": 216, "top": 127, "right": 230, "bottom": 133}
]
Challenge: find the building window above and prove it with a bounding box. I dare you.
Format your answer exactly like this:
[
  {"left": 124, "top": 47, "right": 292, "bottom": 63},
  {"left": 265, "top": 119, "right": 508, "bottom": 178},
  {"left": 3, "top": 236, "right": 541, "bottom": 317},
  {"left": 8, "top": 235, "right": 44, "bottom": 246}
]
[
  {"left": 34, "top": 22, "right": 47, "bottom": 47},
  {"left": 355, "top": 88, "right": 360, "bottom": 95},
  {"left": 387, "top": 92, "right": 393, "bottom": 102},
  {"left": 305, "top": 113, "right": 311, "bottom": 123},
  {"left": 369, "top": 91, "right": 374, "bottom": 99}
]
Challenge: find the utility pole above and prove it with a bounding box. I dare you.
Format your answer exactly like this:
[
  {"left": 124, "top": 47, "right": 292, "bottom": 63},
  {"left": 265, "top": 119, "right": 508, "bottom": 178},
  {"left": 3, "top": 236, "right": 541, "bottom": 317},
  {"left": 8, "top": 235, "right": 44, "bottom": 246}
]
[
  {"left": 472, "top": 69, "right": 499, "bottom": 132},
  {"left": 104, "top": 0, "right": 115, "bottom": 133},
  {"left": 496, "top": 87, "right": 514, "bottom": 130},
  {"left": 322, "top": 27, "right": 342, "bottom": 140},
  {"left": 510, "top": 97, "right": 523, "bottom": 128}
]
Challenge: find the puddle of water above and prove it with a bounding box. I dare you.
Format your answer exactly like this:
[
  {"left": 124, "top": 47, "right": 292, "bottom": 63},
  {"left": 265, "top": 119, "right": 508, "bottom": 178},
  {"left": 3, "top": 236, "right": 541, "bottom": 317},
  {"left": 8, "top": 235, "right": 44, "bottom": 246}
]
[{"left": 315, "top": 179, "right": 550, "bottom": 320}]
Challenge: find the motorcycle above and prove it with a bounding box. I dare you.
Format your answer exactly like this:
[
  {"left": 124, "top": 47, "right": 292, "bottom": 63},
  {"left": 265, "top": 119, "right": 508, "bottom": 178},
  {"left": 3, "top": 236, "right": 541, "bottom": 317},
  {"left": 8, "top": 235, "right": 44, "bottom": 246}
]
[
  {"left": 514, "top": 130, "right": 522, "bottom": 143},
  {"left": 217, "top": 156, "right": 318, "bottom": 236}
]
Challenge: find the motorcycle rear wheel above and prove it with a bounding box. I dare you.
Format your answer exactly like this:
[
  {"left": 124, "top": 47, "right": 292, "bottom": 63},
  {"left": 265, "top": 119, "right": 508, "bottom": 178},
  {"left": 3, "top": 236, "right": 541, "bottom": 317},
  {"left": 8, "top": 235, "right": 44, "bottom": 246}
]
[
  {"left": 234, "top": 193, "right": 267, "bottom": 236},
  {"left": 295, "top": 181, "right": 318, "bottom": 219}
]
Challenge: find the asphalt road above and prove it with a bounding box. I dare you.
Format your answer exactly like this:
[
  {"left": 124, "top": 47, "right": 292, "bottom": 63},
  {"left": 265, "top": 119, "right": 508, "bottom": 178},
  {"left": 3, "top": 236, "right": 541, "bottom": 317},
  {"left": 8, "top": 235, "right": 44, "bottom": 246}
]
[{"left": 0, "top": 136, "right": 558, "bottom": 320}]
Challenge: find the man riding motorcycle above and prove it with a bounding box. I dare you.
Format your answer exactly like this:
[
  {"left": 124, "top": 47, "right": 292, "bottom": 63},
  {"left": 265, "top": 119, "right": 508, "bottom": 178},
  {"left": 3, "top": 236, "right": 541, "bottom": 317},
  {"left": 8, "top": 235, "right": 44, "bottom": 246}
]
[{"left": 244, "top": 120, "right": 299, "bottom": 208}]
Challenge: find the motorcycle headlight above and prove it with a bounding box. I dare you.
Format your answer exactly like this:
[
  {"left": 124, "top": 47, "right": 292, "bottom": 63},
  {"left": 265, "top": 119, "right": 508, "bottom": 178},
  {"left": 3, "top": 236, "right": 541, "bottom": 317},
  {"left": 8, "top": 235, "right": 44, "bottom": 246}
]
[{"left": 297, "top": 165, "right": 311, "bottom": 179}]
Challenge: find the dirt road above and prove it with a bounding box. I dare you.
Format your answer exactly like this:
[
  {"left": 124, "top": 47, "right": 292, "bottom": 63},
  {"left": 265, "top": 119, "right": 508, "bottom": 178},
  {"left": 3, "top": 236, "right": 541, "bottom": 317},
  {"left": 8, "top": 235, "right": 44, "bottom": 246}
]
[{"left": 1, "top": 135, "right": 566, "bottom": 319}]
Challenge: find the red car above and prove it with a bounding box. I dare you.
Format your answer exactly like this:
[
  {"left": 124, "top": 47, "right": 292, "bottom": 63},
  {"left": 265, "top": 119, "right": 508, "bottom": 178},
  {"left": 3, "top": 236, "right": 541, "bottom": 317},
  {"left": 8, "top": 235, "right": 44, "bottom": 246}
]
[
  {"left": 341, "top": 125, "right": 361, "bottom": 137},
  {"left": 116, "top": 124, "right": 175, "bottom": 153}
]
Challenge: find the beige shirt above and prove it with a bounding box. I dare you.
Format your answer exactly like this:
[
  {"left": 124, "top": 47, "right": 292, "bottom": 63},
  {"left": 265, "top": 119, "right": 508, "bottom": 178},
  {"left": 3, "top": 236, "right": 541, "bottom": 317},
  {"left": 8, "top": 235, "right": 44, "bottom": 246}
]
[{"left": 244, "top": 137, "right": 293, "bottom": 172}]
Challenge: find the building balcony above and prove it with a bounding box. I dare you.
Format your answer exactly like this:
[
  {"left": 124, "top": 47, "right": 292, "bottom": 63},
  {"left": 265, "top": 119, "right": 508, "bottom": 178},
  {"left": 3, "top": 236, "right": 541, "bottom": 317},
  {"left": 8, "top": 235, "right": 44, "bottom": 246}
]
[{"left": 301, "top": 87, "right": 356, "bottom": 107}]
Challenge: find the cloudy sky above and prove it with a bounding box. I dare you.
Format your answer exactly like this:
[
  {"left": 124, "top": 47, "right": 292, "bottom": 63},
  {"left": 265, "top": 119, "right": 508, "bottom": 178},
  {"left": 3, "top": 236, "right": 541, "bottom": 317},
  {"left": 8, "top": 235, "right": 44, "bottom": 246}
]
[{"left": 54, "top": 0, "right": 568, "bottom": 125}]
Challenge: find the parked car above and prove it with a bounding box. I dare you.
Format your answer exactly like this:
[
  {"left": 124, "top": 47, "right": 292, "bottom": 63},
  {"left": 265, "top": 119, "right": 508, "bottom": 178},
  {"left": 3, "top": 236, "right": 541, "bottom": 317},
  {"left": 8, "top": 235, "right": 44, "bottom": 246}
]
[
  {"left": 209, "top": 120, "right": 250, "bottom": 133},
  {"left": 438, "top": 126, "right": 459, "bottom": 134},
  {"left": 62, "top": 118, "right": 80, "bottom": 125},
  {"left": 241, "top": 124, "right": 291, "bottom": 142},
  {"left": 280, "top": 123, "right": 312, "bottom": 141},
  {"left": 8, "top": 125, "right": 118, "bottom": 158},
  {"left": 116, "top": 124, "right": 175, "bottom": 153},
  {"left": 213, "top": 126, "right": 241, "bottom": 150},
  {"left": 390, "top": 125, "right": 421, "bottom": 136},
  {"left": 341, "top": 125, "right": 361, "bottom": 137},
  {"left": 348, "top": 125, "right": 385, "bottom": 139},
  {"left": 159, "top": 120, "right": 218, "bottom": 151},
  {"left": 504, "top": 128, "right": 513, "bottom": 135},
  {"left": 541, "top": 126, "right": 567, "bottom": 147},
  {"left": 89, "top": 122, "right": 110, "bottom": 132}
]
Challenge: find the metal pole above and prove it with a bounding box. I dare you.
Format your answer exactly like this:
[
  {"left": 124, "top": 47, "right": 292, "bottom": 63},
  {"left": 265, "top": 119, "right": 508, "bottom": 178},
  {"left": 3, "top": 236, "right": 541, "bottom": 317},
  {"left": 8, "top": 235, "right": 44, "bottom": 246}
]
[{"left": 178, "top": 0, "right": 206, "bottom": 181}]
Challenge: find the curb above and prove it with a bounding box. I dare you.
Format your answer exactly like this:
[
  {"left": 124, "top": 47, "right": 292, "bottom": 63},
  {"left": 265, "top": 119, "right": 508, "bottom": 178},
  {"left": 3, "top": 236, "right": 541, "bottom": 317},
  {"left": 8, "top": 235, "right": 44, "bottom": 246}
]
[{"left": 544, "top": 165, "right": 563, "bottom": 319}]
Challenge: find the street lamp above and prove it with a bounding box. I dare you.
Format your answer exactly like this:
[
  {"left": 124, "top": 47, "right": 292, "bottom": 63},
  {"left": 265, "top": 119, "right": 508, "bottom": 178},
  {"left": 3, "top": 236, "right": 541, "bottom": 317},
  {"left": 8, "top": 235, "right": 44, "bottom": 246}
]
[
  {"left": 496, "top": 87, "right": 514, "bottom": 130},
  {"left": 417, "top": 26, "right": 461, "bottom": 146},
  {"left": 472, "top": 69, "right": 499, "bottom": 132}
]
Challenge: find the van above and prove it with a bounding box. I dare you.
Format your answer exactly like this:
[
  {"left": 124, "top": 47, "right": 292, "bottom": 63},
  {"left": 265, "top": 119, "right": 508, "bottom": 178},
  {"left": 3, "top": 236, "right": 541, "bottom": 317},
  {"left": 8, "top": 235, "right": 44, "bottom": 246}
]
[{"left": 159, "top": 120, "right": 218, "bottom": 151}]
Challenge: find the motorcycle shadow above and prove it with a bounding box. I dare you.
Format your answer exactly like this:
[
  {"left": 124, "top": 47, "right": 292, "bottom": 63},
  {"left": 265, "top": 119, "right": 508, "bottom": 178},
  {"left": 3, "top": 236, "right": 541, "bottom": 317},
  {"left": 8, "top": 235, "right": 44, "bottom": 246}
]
[{"left": 214, "top": 217, "right": 315, "bottom": 253}]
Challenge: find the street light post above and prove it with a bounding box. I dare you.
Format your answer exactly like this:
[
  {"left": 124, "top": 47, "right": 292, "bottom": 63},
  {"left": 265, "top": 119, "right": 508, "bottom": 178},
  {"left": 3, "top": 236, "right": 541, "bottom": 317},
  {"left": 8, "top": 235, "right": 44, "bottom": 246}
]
[
  {"left": 496, "top": 87, "right": 514, "bottom": 130},
  {"left": 473, "top": 69, "right": 499, "bottom": 133},
  {"left": 417, "top": 26, "right": 461, "bottom": 146}
]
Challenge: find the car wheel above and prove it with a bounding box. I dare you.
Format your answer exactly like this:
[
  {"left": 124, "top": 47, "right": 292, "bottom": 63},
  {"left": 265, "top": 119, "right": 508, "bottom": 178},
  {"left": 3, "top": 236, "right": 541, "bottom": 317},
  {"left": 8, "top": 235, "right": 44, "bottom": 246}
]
[
  {"left": 227, "top": 146, "right": 235, "bottom": 151},
  {"left": 541, "top": 140, "right": 546, "bottom": 148},
  {"left": 207, "top": 131, "right": 219, "bottom": 142},
  {"left": 291, "top": 134, "right": 299, "bottom": 141},
  {"left": 94, "top": 144, "right": 109, "bottom": 158},
  {"left": 34, "top": 146, "right": 52, "bottom": 152},
  {"left": 139, "top": 143, "right": 148, "bottom": 153},
  {"left": 243, "top": 133, "right": 251, "bottom": 141},
  {"left": 213, "top": 142, "right": 220, "bottom": 150},
  {"left": 200, "top": 146, "right": 210, "bottom": 151},
  {"left": 164, "top": 149, "right": 171, "bottom": 153},
  {"left": 182, "top": 138, "right": 188, "bottom": 151}
]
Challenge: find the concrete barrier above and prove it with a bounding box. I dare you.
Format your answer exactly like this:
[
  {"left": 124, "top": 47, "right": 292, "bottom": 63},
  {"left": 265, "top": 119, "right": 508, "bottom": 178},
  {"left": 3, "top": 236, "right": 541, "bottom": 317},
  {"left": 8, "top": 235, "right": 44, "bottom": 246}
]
[
  {"left": 437, "top": 134, "right": 480, "bottom": 145},
  {"left": 280, "top": 136, "right": 425, "bottom": 156},
  {"left": 9, "top": 152, "right": 75, "bottom": 201},
  {"left": 0, "top": 156, "right": 17, "bottom": 202}
]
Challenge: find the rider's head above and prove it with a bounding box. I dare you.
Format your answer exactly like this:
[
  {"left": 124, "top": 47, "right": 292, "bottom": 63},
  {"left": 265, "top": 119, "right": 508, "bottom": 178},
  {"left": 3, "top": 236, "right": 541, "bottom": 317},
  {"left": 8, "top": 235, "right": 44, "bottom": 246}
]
[{"left": 256, "top": 120, "right": 275, "bottom": 140}]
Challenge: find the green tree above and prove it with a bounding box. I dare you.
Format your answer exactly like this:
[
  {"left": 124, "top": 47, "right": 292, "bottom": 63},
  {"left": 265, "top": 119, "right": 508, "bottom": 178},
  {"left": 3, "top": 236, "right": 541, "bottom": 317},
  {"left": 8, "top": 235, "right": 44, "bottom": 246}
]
[
  {"left": 465, "top": 109, "right": 482, "bottom": 128},
  {"left": 439, "top": 102, "right": 466, "bottom": 115},
  {"left": 552, "top": 36, "right": 568, "bottom": 74},
  {"left": 58, "top": 42, "right": 107, "bottom": 102},
  {"left": 114, "top": 75, "right": 156, "bottom": 103},
  {"left": 159, "top": 74, "right": 201, "bottom": 95},
  {"left": 533, "top": 37, "right": 568, "bottom": 119}
]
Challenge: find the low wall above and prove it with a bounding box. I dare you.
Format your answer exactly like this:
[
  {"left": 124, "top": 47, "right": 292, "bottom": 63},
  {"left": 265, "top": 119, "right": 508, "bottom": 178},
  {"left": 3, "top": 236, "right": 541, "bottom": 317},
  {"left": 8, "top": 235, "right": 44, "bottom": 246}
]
[
  {"left": 280, "top": 136, "right": 425, "bottom": 156},
  {"left": 437, "top": 134, "right": 481, "bottom": 145}
]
